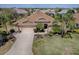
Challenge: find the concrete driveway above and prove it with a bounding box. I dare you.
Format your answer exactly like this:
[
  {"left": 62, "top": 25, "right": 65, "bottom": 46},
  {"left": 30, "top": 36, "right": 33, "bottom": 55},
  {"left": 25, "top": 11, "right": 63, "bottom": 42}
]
[{"left": 5, "top": 28, "right": 34, "bottom": 55}]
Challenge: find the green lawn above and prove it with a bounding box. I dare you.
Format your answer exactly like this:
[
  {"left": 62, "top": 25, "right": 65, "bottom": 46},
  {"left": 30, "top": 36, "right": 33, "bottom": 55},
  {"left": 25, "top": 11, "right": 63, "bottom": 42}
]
[
  {"left": 0, "top": 27, "right": 5, "bottom": 31},
  {"left": 32, "top": 33, "right": 79, "bottom": 55}
]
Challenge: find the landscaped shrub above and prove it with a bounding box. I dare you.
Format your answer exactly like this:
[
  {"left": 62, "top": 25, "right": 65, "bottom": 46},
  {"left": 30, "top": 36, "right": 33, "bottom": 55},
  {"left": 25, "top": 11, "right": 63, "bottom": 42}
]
[
  {"left": 1, "top": 31, "right": 8, "bottom": 36},
  {"left": 35, "top": 34, "right": 43, "bottom": 39},
  {"left": 48, "top": 31, "right": 53, "bottom": 36},
  {"left": 52, "top": 25, "right": 61, "bottom": 34},
  {"left": 36, "top": 23, "right": 45, "bottom": 32},
  {"left": 0, "top": 31, "right": 9, "bottom": 43},
  {"left": 10, "top": 29, "right": 15, "bottom": 34},
  {"left": 64, "top": 33, "right": 72, "bottom": 38}
]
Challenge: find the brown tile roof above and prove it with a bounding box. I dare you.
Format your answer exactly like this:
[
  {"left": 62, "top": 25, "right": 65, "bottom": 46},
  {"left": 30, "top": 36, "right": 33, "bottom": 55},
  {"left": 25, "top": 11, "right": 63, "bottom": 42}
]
[{"left": 13, "top": 11, "right": 54, "bottom": 26}]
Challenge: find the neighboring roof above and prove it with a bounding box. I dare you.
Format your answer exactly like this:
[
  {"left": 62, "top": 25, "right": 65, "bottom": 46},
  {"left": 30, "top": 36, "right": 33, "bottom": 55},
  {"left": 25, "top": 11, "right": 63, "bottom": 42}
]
[
  {"left": 40, "top": 9, "right": 55, "bottom": 14},
  {"left": 73, "top": 13, "right": 79, "bottom": 23},
  {"left": 40, "top": 10, "right": 49, "bottom": 13},
  {"left": 0, "top": 11, "right": 2, "bottom": 14},
  {"left": 0, "top": 11, "right": 7, "bottom": 14},
  {"left": 58, "top": 9, "right": 68, "bottom": 14},
  {"left": 14, "top": 10, "right": 54, "bottom": 26},
  {"left": 13, "top": 8, "right": 28, "bottom": 14}
]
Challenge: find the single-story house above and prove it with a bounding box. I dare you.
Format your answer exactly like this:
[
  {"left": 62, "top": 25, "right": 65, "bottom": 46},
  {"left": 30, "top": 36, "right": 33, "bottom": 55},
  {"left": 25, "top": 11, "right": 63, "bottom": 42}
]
[
  {"left": 73, "top": 13, "right": 79, "bottom": 28},
  {"left": 13, "top": 10, "right": 54, "bottom": 28},
  {"left": 45, "top": 10, "right": 55, "bottom": 16},
  {"left": 12, "top": 8, "right": 28, "bottom": 14},
  {"left": 58, "top": 9, "right": 68, "bottom": 14}
]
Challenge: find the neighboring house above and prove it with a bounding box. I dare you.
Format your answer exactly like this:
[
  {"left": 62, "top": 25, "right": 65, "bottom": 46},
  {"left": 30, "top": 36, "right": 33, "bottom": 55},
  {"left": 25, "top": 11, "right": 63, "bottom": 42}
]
[
  {"left": 13, "top": 10, "right": 54, "bottom": 28},
  {"left": 13, "top": 8, "right": 28, "bottom": 14},
  {"left": 58, "top": 9, "right": 68, "bottom": 14},
  {"left": 73, "top": 13, "right": 79, "bottom": 28},
  {"left": 58, "top": 9, "right": 77, "bottom": 14},
  {"left": 40, "top": 9, "right": 51, "bottom": 13},
  {"left": 40, "top": 10, "right": 49, "bottom": 13},
  {"left": 43, "top": 9, "right": 68, "bottom": 15},
  {"left": 45, "top": 10, "right": 55, "bottom": 16}
]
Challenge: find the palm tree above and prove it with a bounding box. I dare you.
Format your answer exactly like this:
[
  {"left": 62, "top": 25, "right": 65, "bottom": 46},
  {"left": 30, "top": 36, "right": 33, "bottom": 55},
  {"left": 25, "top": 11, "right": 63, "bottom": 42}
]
[
  {"left": 63, "top": 13, "right": 75, "bottom": 30},
  {"left": 61, "top": 13, "right": 75, "bottom": 37},
  {"left": 53, "top": 13, "right": 75, "bottom": 37},
  {"left": 0, "top": 13, "right": 10, "bottom": 33}
]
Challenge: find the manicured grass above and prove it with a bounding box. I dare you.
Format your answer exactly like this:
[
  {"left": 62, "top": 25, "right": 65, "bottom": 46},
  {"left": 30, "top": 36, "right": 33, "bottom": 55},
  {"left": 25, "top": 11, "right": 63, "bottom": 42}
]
[{"left": 33, "top": 33, "right": 79, "bottom": 55}]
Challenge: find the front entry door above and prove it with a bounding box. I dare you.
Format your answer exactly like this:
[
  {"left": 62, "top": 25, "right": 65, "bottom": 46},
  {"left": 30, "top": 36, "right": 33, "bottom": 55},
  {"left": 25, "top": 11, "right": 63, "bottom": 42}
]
[{"left": 44, "top": 24, "right": 48, "bottom": 29}]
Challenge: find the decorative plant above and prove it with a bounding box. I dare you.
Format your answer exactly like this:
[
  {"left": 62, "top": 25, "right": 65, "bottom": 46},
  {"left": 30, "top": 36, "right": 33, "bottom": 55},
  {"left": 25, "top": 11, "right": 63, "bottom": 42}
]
[{"left": 36, "top": 23, "right": 44, "bottom": 32}]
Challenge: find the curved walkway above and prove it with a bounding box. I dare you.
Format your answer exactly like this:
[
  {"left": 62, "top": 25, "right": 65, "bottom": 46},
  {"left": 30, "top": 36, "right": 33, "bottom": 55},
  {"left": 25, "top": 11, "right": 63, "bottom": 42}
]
[{"left": 5, "top": 28, "right": 34, "bottom": 55}]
